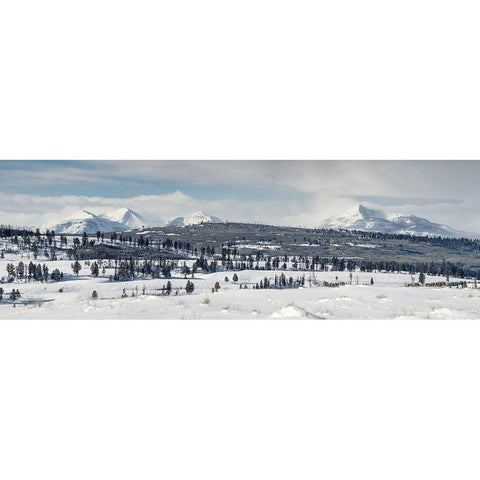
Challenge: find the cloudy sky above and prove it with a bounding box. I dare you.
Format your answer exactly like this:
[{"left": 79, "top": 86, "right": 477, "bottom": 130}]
[{"left": 0, "top": 160, "right": 479, "bottom": 232}]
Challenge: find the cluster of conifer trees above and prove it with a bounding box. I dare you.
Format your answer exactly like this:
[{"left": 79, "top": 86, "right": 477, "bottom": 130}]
[
  {"left": 0, "top": 287, "right": 21, "bottom": 302},
  {"left": 4, "top": 261, "right": 63, "bottom": 283}
]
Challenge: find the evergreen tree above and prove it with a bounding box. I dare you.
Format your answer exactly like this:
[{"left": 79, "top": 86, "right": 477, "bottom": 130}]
[
  {"left": 17, "top": 262, "right": 25, "bottom": 282},
  {"left": 6, "top": 263, "right": 15, "bottom": 282},
  {"left": 185, "top": 280, "right": 195, "bottom": 294},
  {"left": 28, "top": 261, "right": 35, "bottom": 281},
  {"left": 35, "top": 264, "right": 43, "bottom": 282},
  {"left": 162, "top": 264, "right": 172, "bottom": 278},
  {"left": 43, "top": 264, "right": 49, "bottom": 283},
  {"left": 72, "top": 260, "right": 82, "bottom": 276},
  {"left": 10, "top": 289, "right": 20, "bottom": 301},
  {"left": 182, "top": 263, "right": 191, "bottom": 278},
  {"left": 51, "top": 269, "right": 62, "bottom": 282},
  {"left": 90, "top": 262, "right": 99, "bottom": 277}
]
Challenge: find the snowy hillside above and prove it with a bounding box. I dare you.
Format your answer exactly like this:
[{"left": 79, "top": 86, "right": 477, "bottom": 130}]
[
  {"left": 43, "top": 210, "right": 130, "bottom": 234},
  {"left": 2, "top": 227, "right": 480, "bottom": 319},
  {"left": 166, "top": 211, "right": 223, "bottom": 227},
  {"left": 321, "top": 204, "right": 466, "bottom": 238},
  {"left": 1, "top": 258, "right": 478, "bottom": 319},
  {"left": 387, "top": 213, "right": 460, "bottom": 237},
  {"left": 101, "top": 207, "right": 146, "bottom": 229}
]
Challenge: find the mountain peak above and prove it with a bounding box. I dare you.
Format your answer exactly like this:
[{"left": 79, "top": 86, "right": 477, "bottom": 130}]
[
  {"left": 166, "top": 211, "right": 223, "bottom": 227},
  {"left": 42, "top": 207, "right": 148, "bottom": 234},
  {"left": 114, "top": 207, "right": 131, "bottom": 214},
  {"left": 346, "top": 204, "right": 387, "bottom": 220},
  {"left": 101, "top": 207, "right": 147, "bottom": 229},
  {"left": 65, "top": 209, "right": 96, "bottom": 221},
  {"left": 321, "top": 204, "right": 464, "bottom": 238},
  {"left": 43, "top": 210, "right": 127, "bottom": 234}
]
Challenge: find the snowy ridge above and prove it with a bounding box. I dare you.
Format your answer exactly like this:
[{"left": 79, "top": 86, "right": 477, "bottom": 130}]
[
  {"left": 321, "top": 204, "right": 468, "bottom": 238},
  {"left": 42, "top": 207, "right": 147, "bottom": 234},
  {"left": 166, "top": 211, "right": 223, "bottom": 227},
  {"left": 42, "top": 208, "right": 222, "bottom": 233},
  {"left": 101, "top": 207, "right": 146, "bottom": 229},
  {"left": 43, "top": 210, "right": 128, "bottom": 234}
]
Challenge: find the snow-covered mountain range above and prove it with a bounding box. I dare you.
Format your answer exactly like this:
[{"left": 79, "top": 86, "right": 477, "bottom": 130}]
[
  {"left": 321, "top": 204, "right": 467, "bottom": 238},
  {"left": 43, "top": 208, "right": 147, "bottom": 234},
  {"left": 42, "top": 203, "right": 467, "bottom": 238},
  {"left": 166, "top": 211, "right": 223, "bottom": 227},
  {"left": 42, "top": 208, "right": 222, "bottom": 233}
]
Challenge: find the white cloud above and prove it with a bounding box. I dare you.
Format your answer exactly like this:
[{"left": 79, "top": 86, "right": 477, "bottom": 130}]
[
  {"left": 2, "top": 186, "right": 480, "bottom": 233},
  {"left": 2, "top": 161, "right": 480, "bottom": 233},
  {"left": 0, "top": 190, "right": 309, "bottom": 229}
]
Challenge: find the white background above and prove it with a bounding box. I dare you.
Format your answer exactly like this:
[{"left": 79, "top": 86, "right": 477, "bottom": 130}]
[{"left": 1, "top": 1, "right": 480, "bottom": 479}]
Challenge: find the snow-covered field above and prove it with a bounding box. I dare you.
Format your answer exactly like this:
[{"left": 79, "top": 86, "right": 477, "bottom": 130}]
[{"left": 1, "top": 256, "right": 479, "bottom": 319}]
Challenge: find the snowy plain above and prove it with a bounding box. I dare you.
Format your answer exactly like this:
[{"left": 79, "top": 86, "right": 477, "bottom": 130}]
[{"left": 1, "top": 253, "right": 479, "bottom": 319}]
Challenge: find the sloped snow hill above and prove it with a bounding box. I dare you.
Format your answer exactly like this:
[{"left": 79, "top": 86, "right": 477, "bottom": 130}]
[
  {"left": 43, "top": 210, "right": 128, "bottom": 234},
  {"left": 166, "top": 210, "right": 223, "bottom": 227},
  {"left": 321, "top": 204, "right": 468, "bottom": 238}
]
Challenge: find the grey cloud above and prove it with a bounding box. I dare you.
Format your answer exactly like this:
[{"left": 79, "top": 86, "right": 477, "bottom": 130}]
[
  {"left": 342, "top": 195, "right": 464, "bottom": 207},
  {"left": 2, "top": 160, "right": 480, "bottom": 232}
]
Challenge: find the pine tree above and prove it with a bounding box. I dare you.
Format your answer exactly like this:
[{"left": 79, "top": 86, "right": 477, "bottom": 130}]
[
  {"left": 72, "top": 260, "right": 82, "bottom": 276},
  {"left": 90, "top": 262, "right": 99, "bottom": 277},
  {"left": 10, "top": 289, "right": 20, "bottom": 301},
  {"left": 186, "top": 280, "right": 195, "bottom": 294},
  {"left": 6, "top": 263, "right": 15, "bottom": 282},
  {"left": 182, "top": 263, "right": 191, "bottom": 278},
  {"left": 51, "top": 269, "right": 62, "bottom": 282},
  {"left": 17, "top": 262, "right": 25, "bottom": 282},
  {"left": 43, "top": 264, "right": 49, "bottom": 283},
  {"left": 35, "top": 264, "right": 43, "bottom": 282}
]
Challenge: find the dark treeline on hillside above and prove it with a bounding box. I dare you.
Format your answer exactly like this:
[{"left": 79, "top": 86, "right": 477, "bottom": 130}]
[
  {"left": 212, "top": 251, "right": 480, "bottom": 280},
  {"left": 0, "top": 226, "right": 36, "bottom": 237},
  {"left": 3, "top": 224, "right": 480, "bottom": 250},
  {"left": 330, "top": 228, "right": 480, "bottom": 249},
  {"left": 211, "top": 225, "right": 480, "bottom": 251},
  {"left": 2, "top": 224, "right": 480, "bottom": 281}
]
